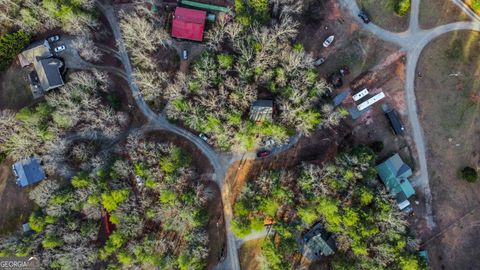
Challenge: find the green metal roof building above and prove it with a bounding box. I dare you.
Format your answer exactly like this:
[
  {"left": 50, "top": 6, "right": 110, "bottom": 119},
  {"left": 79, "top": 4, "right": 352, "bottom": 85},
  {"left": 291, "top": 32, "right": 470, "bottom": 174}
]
[
  {"left": 376, "top": 153, "right": 415, "bottom": 205},
  {"left": 180, "top": 0, "right": 231, "bottom": 13}
]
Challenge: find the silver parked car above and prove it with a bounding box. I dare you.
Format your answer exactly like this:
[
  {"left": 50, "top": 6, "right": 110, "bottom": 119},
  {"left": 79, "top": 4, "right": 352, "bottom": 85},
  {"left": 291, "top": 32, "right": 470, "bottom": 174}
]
[
  {"left": 314, "top": 57, "right": 325, "bottom": 66},
  {"left": 47, "top": 35, "right": 60, "bottom": 43}
]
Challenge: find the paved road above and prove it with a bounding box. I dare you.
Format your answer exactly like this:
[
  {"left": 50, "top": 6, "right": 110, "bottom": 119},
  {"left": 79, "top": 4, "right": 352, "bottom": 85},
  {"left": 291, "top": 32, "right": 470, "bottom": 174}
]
[{"left": 340, "top": 0, "right": 480, "bottom": 230}]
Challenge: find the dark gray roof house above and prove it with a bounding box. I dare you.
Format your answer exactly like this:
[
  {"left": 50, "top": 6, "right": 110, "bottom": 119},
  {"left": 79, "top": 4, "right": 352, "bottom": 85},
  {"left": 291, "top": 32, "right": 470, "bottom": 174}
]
[
  {"left": 301, "top": 222, "right": 336, "bottom": 262},
  {"left": 249, "top": 100, "right": 273, "bottom": 122},
  {"left": 34, "top": 58, "right": 64, "bottom": 92},
  {"left": 12, "top": 157, "right": 46, "bottom": 187},
  {"left": 18, "top": 40, "right": 64, "bottom": 98}
]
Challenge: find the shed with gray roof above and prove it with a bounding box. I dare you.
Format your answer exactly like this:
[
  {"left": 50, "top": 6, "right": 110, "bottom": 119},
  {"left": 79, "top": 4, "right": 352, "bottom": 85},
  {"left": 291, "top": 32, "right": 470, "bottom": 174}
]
[
  {"left": 12, "top": 157, "right": 46, "bottom": 187},
  {"left": 301, "top": 222, "right": 336, "bottom": 262},
  {"left": 249, "top": 100, "right": 273, "bottom": 122}
]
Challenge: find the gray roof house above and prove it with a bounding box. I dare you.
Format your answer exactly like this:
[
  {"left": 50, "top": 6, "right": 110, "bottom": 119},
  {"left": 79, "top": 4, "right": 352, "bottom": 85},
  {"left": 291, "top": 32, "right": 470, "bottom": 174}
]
[
  {"left": 301, "top": 223, "right": 336, "bottom": 262},
  {"left": 17, "top": 40, "right": 64, "bottom": 98},
  {"left": 12, "top": 157, "right": 46, "bottom": 187},
  {"left": 249, "top": 100, "right": 273, "bottom": 122}
]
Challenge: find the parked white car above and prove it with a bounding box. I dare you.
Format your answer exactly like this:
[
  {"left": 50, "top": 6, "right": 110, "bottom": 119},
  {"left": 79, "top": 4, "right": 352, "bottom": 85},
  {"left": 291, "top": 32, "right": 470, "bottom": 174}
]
[
  {"left": 264, "top": 139, "right": 276, "bottom": 148},
  {"left": 47, "top": 35, "right": 60, "bottom": 43},
  {"left": 54, "top": 45, "right": 66, "bottom": 53},
  {"left": 323, "top": 35, "right": 335, "bottom": 48},
  {"left": 199, "top": 133, "right": 209, "bottom": 143}
]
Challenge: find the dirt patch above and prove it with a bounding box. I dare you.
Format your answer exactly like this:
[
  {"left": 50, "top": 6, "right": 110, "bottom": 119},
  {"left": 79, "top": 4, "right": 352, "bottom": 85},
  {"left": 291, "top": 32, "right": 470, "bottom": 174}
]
[
  {"left": 0, "top": 63, "right": 35, "bottom": 111},
  {"left": 0, "top": 160, "right": 35, "bottom": 236},
  {"left": 416, "top": 30, "right": 480, "bottom": 270},
  {"left": 338, "top": 49, "right": 417, "bottom": 164},
  {"left": 227, "top": 126, "right": 348, "bottom": 203},
  {"left": 419, "top": 0, "right": 470, "bottom": 29},
  {"left": 238, "top": 239, "right": 263, "bottom": 270},
  {"left": 356, "top": 0, "right": 409, "bottom": 32},
  {"left": 297, "top": 0, "right": 400, "bottom": 89},
  {"left": 155, "top": 46, "right": 180, "bottom": 73}
]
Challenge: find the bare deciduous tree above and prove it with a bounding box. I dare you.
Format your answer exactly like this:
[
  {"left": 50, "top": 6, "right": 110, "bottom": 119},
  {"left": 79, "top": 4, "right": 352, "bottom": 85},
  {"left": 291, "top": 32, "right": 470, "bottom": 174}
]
[{"left": 72, "top": 36, "right": 103, "bottom": 63}]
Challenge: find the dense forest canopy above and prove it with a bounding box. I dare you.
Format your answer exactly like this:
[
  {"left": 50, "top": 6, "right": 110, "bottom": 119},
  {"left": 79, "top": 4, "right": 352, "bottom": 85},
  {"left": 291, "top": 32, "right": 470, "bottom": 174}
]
[
  {"left": 120, "top": 0, "right": 346, "bottom": 152},
  {"left": 0, "top": 137, "right": 212, "bottom": 269},
  {"left": 232, "top": 147, "right": 426, "bottom": 269}
]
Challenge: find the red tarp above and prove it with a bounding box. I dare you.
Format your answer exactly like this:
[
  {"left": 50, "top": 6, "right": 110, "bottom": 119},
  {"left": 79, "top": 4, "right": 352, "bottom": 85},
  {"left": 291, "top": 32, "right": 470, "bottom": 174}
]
[{"left": 171, "top": 7, "right": 207, "bottom": 42}]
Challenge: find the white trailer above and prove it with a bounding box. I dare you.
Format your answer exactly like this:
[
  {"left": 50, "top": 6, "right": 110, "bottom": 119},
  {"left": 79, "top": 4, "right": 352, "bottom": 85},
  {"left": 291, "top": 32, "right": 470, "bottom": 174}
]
[
  {"left": 357, "top": 92, "right": 385, "bottom": 111},
  {"left": 352, "top": 88, "right": 369, "bottom": 101}
]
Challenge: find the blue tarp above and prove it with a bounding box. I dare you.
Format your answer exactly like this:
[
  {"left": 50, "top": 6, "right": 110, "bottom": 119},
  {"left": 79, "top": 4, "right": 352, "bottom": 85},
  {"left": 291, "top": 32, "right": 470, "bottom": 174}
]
[{"left": 333, "top": 90, "right": 349, "bottom": 107}]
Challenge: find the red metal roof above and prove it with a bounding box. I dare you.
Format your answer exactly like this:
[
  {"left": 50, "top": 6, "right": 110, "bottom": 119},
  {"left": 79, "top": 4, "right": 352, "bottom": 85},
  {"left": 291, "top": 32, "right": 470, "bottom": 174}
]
[{"left": 172, "top": 7, "right": 207, "bottom": 42}]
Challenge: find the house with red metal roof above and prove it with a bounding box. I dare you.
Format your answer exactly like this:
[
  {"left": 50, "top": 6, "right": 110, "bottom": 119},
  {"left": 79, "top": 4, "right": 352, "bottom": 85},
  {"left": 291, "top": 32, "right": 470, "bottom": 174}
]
[{"left": 171, "top": 7, "right": 207, "bottom": 42}]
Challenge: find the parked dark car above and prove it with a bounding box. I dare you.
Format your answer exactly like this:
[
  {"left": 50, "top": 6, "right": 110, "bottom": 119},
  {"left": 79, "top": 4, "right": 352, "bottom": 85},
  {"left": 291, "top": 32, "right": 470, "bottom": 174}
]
[
  {"left": 314, "top": 57, "right": 325, "bottom": 66},
  {"left": 385, "top": 108, "right": 405, "bottom": 135},
  {"left": 358, "top": 10, "right": 371, "bottom": 24},
  {"left": 328, "top": 72, "right": 343, "bottom": 88},
  {"left": 339, "top": 66, "right": 350, "bottom": 76},
  {"left": 257, "top": 150, "right": 271, "bottom": 158}
]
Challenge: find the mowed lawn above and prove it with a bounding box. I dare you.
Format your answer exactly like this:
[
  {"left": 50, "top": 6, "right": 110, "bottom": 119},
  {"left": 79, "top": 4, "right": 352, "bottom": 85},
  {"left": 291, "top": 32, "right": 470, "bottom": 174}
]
[
  {"left": 356, "top": 0, "right": 409, "bottom": 32},
  {"left": 416, "top": 30, "right": 480, "bottom": 270},
  {"left": 0, "top": 160, "right": 34, "bottom": 236},
  {"left": 419, "top": 0, "right": 470, "bottom": 29}
]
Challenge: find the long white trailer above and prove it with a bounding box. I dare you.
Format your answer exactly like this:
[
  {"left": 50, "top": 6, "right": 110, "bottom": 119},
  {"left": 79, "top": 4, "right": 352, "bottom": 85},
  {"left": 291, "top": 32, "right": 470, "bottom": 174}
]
[
  {"left": 357, "top": 92, "right": 385, "bottom": 111},
  {"left": 352, "top": 88, "right": 369, "bottom": 101}
]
